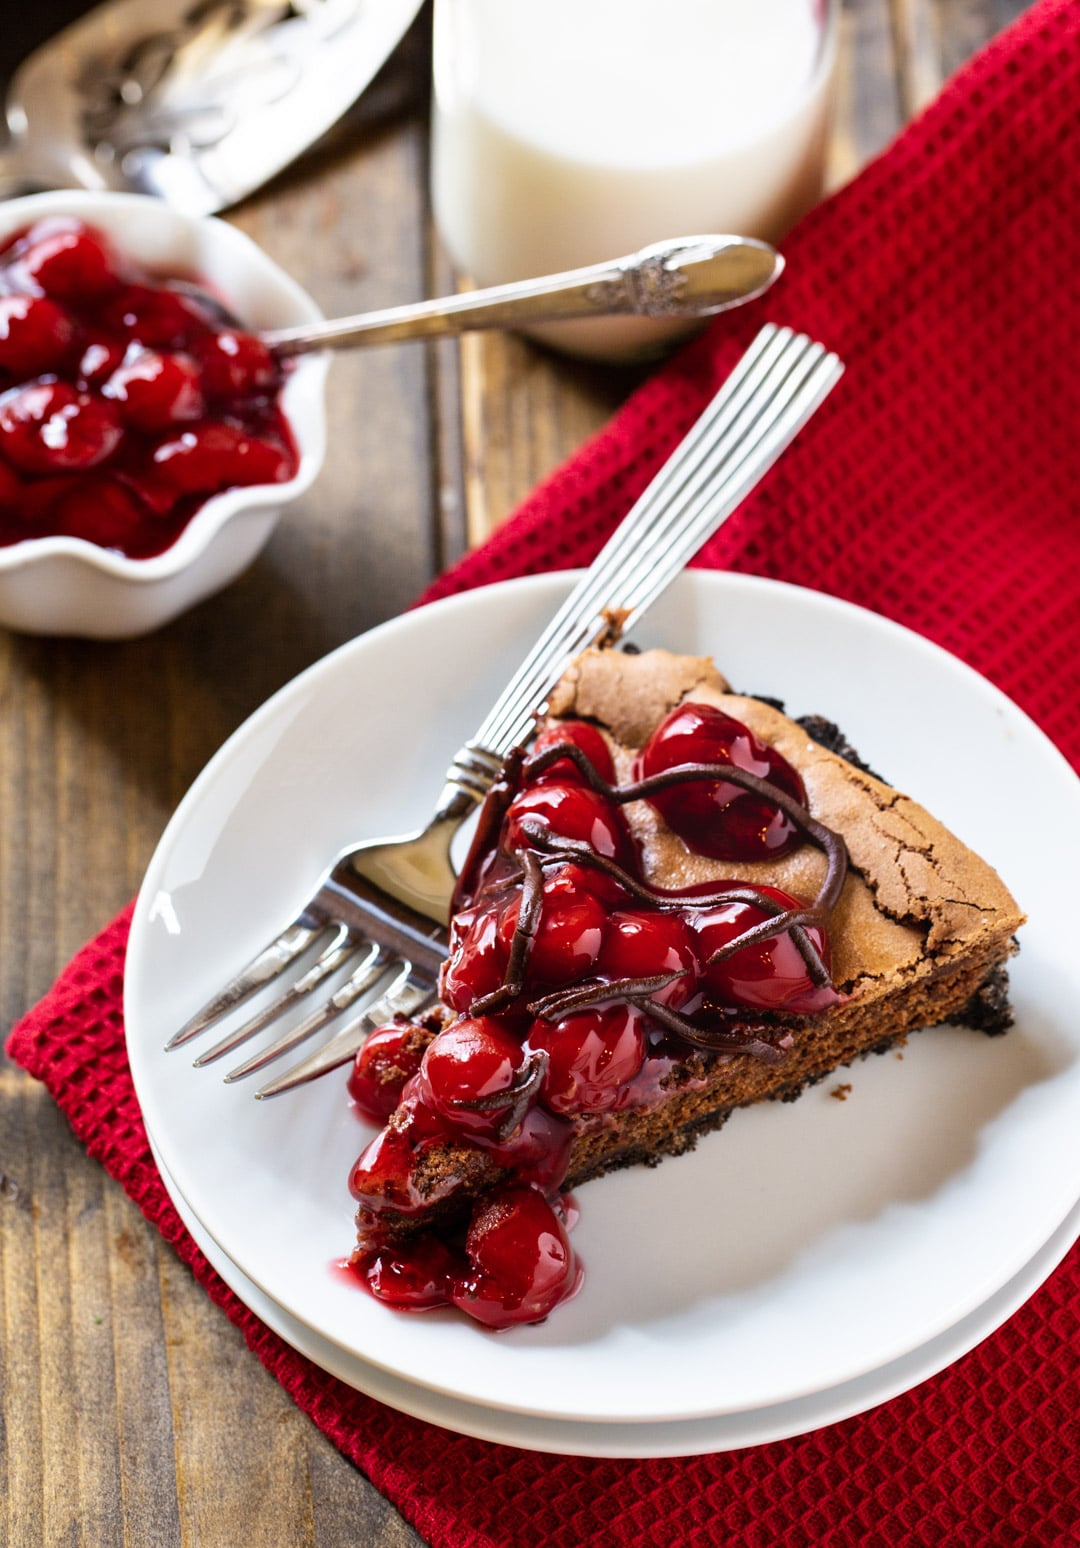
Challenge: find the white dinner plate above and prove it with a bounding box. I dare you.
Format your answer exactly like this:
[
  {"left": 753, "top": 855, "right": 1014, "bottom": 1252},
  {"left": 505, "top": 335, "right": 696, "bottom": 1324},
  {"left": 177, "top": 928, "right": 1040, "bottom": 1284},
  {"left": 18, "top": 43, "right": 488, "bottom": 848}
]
[
  {"left": 126, "top": 571, "right": 1080, "bottom": 1424},
  {"left": 149, "top": 1133, "right": 1080, "bottom": 1456}
]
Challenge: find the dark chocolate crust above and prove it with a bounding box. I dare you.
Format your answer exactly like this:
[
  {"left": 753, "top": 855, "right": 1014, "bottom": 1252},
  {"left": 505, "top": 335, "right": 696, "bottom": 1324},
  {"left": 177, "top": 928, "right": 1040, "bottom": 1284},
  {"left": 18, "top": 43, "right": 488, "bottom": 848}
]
[
  {"left": 795, "top": 713, "right": 886, "bottom": 784},
  {"left": 359, "top": 948, "right": 1016, "bottom": 1241},
  {"left": 565, "top": 956, "right": 1016, "bottom": 1189},
  {"left": 953, "top": 957, "right": 1015, "bottom": 1036},
  {"left": 747, "top": 696, "right": 885, "bottom": 781}
]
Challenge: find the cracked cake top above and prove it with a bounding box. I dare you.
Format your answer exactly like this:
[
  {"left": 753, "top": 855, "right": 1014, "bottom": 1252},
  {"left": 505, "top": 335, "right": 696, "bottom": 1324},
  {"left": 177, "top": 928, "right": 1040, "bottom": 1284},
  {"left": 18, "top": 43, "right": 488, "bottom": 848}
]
[{"left": 546, "top": 649, "right": 1024, "bottom": 996}]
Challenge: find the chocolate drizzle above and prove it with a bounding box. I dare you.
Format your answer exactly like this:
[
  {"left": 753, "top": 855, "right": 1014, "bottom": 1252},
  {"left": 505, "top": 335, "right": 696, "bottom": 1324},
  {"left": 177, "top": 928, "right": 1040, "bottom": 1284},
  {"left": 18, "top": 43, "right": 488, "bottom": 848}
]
[
  {"left": 458, "top": 736, "right": 850, "bottom": 1065},
  {"left": 447, "top": 1050, "right": 548, "bottom": 1142},
  {"left": 452, "top": 747, "right": 527, "bottom": 913}
]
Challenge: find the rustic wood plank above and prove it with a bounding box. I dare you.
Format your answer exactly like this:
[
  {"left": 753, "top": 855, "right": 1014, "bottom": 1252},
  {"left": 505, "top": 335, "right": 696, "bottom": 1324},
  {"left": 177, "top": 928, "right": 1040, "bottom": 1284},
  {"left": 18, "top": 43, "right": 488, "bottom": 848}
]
[
  {"left": 891, "top": 0, "right": 946, "bottom": 119},
  {"left": 1, "top": 1079, "right": 49, "bottom": 1547},
  {"left": 104, "top": 1196, "right": 184, "bottom": 1545},
  {"left": 831, "top": 0, "right": 907, "bottom": 190},
  {"left": 227, "top": 24, "right": 440, "bottom": 640},
  {"left": 160, "top": 1243, "right": 320, "bottom": 1548},
  {"left": 160, "top": 1221, "right": 421, "bottom": 1546},
  {"left": 58, "top": 1154, "right": 125, "bottom": 1546},
  {"left": 932, "top": 0, "right": 1032, "bottom": 78},
  {"left": 890, "top": 0, "right": 1030, "bottom": 119},
  {"left": 0, "top": 8, "right": 432, "bottom": 1546},
  {"left": 459, "top": 331, "right": 640, "bottom": 548}
]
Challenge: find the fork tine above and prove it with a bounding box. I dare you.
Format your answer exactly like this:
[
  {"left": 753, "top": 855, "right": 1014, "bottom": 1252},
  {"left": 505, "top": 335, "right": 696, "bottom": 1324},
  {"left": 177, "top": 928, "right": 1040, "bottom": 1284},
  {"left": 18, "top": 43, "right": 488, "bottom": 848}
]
[
  {"left": 165, "top": 918, "right": 326, "bottom": 1050},
  {"left": 190, "top": 922, "right": 362, "bottom": 1067},
  {"left": 253, "top": 961, "right": 438, "bottom": 1099},
  {"left": 221, "top": 941, "right": 397, "bottom": 1081}
]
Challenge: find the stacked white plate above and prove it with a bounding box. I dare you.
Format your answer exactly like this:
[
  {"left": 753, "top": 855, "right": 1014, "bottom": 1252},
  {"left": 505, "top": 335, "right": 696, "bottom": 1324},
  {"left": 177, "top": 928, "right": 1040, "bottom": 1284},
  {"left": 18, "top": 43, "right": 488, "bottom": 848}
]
[{"left": 126, "top": 574, "right": 1080, "bottom": 1457}]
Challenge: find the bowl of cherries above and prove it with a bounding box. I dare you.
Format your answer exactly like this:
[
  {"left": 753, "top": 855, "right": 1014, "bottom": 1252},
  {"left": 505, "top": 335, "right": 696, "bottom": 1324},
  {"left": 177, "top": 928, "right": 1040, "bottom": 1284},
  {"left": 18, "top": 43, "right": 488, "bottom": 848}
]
[{"left": 0, "top": 191, "right": 327, "bottom": 637}]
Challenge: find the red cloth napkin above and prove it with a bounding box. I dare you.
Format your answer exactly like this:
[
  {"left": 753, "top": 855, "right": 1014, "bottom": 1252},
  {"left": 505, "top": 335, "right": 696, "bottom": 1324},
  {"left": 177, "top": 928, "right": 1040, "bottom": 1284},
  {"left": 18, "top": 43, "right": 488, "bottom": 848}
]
[{"left": 8, "top": 3, "right": 1080, "bottom": 1543}]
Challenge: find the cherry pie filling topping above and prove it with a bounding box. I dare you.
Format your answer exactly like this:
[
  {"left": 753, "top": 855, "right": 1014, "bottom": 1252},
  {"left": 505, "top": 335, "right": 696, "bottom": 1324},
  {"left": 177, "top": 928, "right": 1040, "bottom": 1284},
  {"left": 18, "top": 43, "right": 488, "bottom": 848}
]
[
  {"left": 346, "top": 703, "right": 849, "bottom": 1328},
  {"left": 0, "top": 217, "right": 298, "bottom": 557}
]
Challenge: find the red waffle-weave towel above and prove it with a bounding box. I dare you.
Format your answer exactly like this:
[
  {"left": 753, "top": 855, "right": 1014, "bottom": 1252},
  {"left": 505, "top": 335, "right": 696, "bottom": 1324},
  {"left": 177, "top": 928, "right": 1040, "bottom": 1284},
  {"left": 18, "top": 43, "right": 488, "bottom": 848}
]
[{"left": 8, "top": 3, "right": 1080, "bottom": 1545}]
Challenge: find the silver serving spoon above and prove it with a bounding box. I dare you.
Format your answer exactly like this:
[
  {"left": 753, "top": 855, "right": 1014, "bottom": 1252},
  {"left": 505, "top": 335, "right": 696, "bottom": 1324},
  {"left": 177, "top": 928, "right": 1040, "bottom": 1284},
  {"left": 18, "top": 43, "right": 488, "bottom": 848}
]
[
  {"left": 261, "top": 236, "right": 784, "bottom": 355},
  {"left": 0, "top": 0, "right": 424, "bottom": 214}
]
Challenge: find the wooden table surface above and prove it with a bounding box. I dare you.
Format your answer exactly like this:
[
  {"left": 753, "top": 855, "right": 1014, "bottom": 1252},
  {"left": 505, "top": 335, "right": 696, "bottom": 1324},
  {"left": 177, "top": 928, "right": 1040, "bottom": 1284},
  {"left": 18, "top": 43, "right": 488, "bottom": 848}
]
[{"left": 0, "top": 3, "right": 1028, "bottom": 1543}]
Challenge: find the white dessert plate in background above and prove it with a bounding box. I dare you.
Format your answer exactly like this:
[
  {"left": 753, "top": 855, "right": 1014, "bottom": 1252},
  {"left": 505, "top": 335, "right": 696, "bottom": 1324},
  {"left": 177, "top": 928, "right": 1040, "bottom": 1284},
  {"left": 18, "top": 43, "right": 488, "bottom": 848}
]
[
  {"left": 149, "top": 1133, "right": 1080, "bottom": 1456},
  {"left": 125, "top": 571, "right": 1080, "bottom": 1424}
]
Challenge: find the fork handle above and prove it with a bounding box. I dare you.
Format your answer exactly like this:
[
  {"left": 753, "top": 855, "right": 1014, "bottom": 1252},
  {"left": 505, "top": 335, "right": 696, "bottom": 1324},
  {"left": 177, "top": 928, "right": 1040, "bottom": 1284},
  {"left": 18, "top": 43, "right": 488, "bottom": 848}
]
[{"left": 454, "top": 325, "right": 843, "bottom": 775}]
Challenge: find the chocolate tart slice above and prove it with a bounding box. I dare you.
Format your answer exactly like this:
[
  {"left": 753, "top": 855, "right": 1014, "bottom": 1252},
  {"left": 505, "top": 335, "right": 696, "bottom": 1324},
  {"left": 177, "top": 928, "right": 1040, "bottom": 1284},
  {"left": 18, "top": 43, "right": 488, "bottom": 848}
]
[{"left": 345, "top": 649, "right": 1024, "bottom": 1327}]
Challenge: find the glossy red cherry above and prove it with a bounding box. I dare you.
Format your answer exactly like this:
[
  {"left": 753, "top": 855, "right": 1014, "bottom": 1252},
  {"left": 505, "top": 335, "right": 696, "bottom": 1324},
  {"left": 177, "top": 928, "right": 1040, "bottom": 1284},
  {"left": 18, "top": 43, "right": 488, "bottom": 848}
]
[
  {"left": 0, "top": 382, "right": 123, "bottom": 473},
  {"left": 528, "top": 1004, "right": 648, "bottom": 1116},
  {"left": 503, "top": 781, "right": 635, "bottom": 868},
  {"left": 497, "top": 864, "right": 605, "bottom": 986},
  {"left": 9, "top": 219, "right": 122, "bottom": 300},
  {"left": 692, "top": 884, "right": 841, "bottom": 1014},
  {"left": 5, "top": 474, "right": 68, "bottom": 530},
  {"left": 53, "top": 476, "right": 148, "bottom": 549},
  {"left": 102, "top": 283, "right": 212, "bottom": 349},
  {"left": 596, "top": 909, "right": 700, "bottom": 1010},
  {"left": 102, "top": 346, "right": 205, "bottom": 431},
  {"left": 392, "top": 1080, "right": 456, "bottom": 1145},
  {"left": 193, "top": 330, "right": 279, "bottom": 399},
  {"left": 418, "top": 1018, "right": 529, "bottom": 1138},
  {"left": 77, "top": 337, "right": 126, "bottom": 386},
  {"left": 354, "top": 1235, "right": 459, "bottom": 1311},
  {"left": 636, "top": 701, "right": 807, "bottom": 861},
  {"left": 0, "top": 460, "right": 22, "bottom": 509},
  {"left": 529, "top": 720, "right": 615, "bottom": 786},
  {"left": 0, "top": 294, "right": 76, "bottom": 376},
  {"left": 113, "top": 466, "right": 180, "bottom": 519},
  {"left": 450, "top": 1185, "right": 579, "bottom": 1328},
  {"left": 349, "top": 1121, "right": 467, "bottom": 1218},
  {"left": 476, "top": 1102, "right": 575, "bottom": 1193},
  {"left": 347, "top": 1021, "right": 430, "bottom": 1124},
  {"left": 568, "top": 861, "right": 633, "bottom": 910},
  {"left": 151, "top": 421, "right": 292, "bottom": 492},
  {"left": 348, "top": 1125, "right": 423, "bottom": 1213},
  {"left": 440, "top": 902, "right": 510, "bottom": 1013}
]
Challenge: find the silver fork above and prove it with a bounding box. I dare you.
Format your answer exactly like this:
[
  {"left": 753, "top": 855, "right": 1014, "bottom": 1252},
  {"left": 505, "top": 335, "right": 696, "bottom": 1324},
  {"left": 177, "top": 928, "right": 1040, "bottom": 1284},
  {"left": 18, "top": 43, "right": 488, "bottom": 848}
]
[{"left": 167, "top": 323, "right": 843, "bottom": 1096}]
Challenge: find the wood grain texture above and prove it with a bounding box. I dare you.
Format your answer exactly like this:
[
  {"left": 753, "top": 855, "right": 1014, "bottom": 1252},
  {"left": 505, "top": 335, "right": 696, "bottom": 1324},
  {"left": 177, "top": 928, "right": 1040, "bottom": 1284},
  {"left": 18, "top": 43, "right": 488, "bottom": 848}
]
[{"left": 0, "top": 3, "right": 1031, "bottom": 1543}]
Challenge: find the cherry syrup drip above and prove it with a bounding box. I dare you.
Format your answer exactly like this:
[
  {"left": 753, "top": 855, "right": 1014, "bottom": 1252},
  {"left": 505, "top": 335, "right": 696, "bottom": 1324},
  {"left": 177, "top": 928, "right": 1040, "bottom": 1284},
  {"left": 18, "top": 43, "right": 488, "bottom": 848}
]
[
  {"left": 346, "top": 710, "right": 849, "bottom": 1329},
  {"left": 0, "top": 217, "right": 298, "bottom": 557}
]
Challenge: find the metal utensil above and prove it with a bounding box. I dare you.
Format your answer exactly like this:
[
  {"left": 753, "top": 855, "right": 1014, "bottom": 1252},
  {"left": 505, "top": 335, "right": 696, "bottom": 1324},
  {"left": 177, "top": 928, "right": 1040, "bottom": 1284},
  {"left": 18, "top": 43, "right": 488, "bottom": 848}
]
[
  {"left": 165, "top": 324, "right": 844, "bottom": 1097},
  {"left": 263, "top": 235, "right": 783, "bottom": 355},
  {"left": 0, "top": 0, "right": 424, "bottom": 213}
]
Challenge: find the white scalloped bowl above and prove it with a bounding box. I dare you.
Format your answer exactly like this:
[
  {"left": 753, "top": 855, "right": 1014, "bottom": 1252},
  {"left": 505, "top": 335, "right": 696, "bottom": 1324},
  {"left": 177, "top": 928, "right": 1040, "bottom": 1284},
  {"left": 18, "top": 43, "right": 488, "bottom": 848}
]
[{"left": 0, "top": 191, "right": 328, "bottom": 638}]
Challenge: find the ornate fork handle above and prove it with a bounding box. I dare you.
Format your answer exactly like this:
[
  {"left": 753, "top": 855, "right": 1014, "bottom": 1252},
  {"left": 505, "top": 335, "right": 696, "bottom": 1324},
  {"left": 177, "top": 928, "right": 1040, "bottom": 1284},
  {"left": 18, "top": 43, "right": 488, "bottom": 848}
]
[{"left": 263, "top": 236, "right": 782, "bottom": 354}]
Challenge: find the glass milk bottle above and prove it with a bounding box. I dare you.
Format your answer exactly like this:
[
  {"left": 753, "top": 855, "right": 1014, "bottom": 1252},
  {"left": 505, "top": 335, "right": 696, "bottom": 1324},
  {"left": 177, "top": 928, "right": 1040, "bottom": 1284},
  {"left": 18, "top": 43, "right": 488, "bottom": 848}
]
[{"left": 431, "top": 0, "right": 837, "bottom": 361}]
